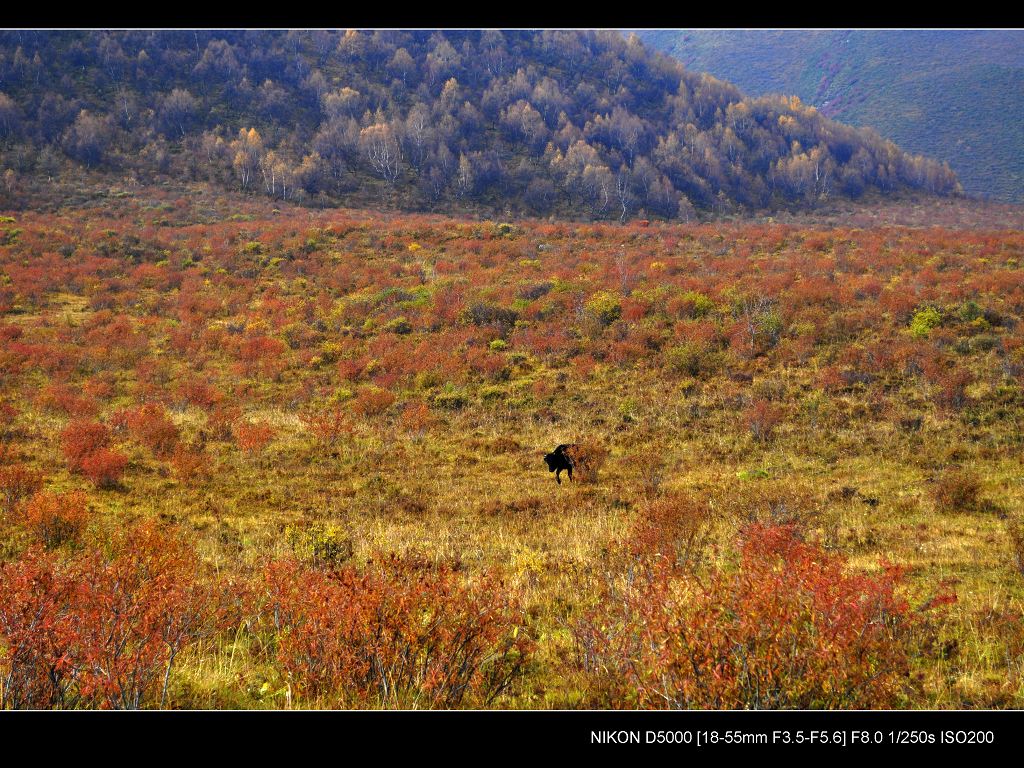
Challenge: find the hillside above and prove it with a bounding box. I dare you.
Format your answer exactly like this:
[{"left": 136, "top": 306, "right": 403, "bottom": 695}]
[
  {"left": 0, "top": 30, "right": 960, "bottom": 219},
  {"left": 637, "top": 30, "right": 1024, "bottom": 203},
  {"left": 2, "top": 189, "right": 1024, "bottom": 708}
]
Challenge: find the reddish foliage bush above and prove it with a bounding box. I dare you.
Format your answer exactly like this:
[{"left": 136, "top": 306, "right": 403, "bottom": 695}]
[
  {"left": 60, "top": 420, "right": 111, "bottom": 472},
  {"left": 351, "top": 387, "right": 396, "bottom": 418},
  {"left": 169, "top": 444, "right": 210, "bottom": 485},
  {"left": 0, "top": 459, "right": 45, "bottom": 512},
  {"left": 0, "top": 523, "right": 233, "bottom": 709},
  {"left": 262, "top": 558, "right": 533, "bottom": 708},
  {"left": 79, "top": 448, "right": 128, "bottom": 489},
  {"left": 744, "top": 398, "right": 785, "bottom": 442},
  {"left": 575, "top": 524, "right": 922, "bottom": 709},
  {"left": 628, "top": 493, "right": 712, "bottom": 570},
  {"left": 38, "top": 384, "right": 99, "bottom": 418},
  {"left": 0, "top": 547, "right": 78, "bottom": 708},
  {"left": 123, "top": 403, "right": 180, "bottom": 458},
  {"left": 301, "top": 408, "right": 354, "bottom": 446},
  {"left": 176, "top": 379, "right": 223, "bottom": 411},
  {"left": 234, "top": 421, "right": 275, "bottom": 454},
  {"left": 21, "top": 490, "right": 90, "bottom": 547},
  {"left": 400, "top": 400, "right": 433, "bottom": 435}
]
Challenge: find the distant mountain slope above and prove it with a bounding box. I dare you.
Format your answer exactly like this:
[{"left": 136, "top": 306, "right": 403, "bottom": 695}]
[
  {"left": 637, "top": 30, "right": 1024, "bottom": 203},
  {"left": 0, "top": 30, "right": 959, "bottom": 219}
]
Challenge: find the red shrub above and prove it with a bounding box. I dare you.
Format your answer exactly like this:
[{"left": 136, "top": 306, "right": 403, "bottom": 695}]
[
  {"left": 351, "top": 387, "right": 396, "bottom": 418},
  {"left": 234, "top": 421, "right": 275, "bottom": 454},
  {"left": 0, "top": 460, "right": 45, "bottom": 512},
  {"left": 262, "top": 558, "right": 533, "bottom": 708},
  {"left": 124, "top": 403, "right": 180, "bottom": 458},
  {"left": 79, "top": 448, "right": 128, "bottom": 489},
  {"left": 38, "top": 384, "right": 99, "bottom": 418},
  {"left": 575, "top": 524, "right": 923, "bottom": 709},
  {"left": 176, "top": 379, "right": 223, "bottom": 411},
  {"left": 301, "top": 408, "right": 354, "bottom": 446},
  {"left": 400, "top": 400, "right": 433, "bottom": 435},
  {"left": 0, "top": 547, "right": 78, "bottom": 708},
  {"left": 21, "top": 490, "right": 90, "bottom": 547},
  {"left": 169, "top": 444, "right": 210, "bottom": 485},
  {"left": 0, "top": 523, "right": 233, "bottom": 709},
  {"left": 744, "top": 399, "right": 785, "bottom": 442},
  {"left": 60, "top": 420, "right": 111, "bottom": 471}
]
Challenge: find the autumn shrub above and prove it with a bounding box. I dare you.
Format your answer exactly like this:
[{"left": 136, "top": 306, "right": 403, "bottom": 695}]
[
  {"left": 0, "top": 459, "right": 44, "bottom": 513},
  {"left": 300, "top": 408, "right": 354, "bottom": 447},
  {"left": 584, "top": 291, "right": 622, "bottom": 327},
  {"left": 206, "top": 405, "right": 242, "bottom": 441},
  {"left": 176, "top": 379, "right": 223, "bottom": 411},
  {"left": 666, "top": 342, "right": 718, "bottom": 378},
  {"left": 21, "top": 490, "right": 90, "bottom": 548},
  {"left": 575, "top": 524, "right": 920, "bottom": 709},
  {"left": 400, "top": 399, "right": 433, "bottom": 436},
  {"left": 124, "top": 403, "right": 180, "bottom": 458},
  {"left": 636, "top": 455, "right": 666, "bottom": 498},
  {"left": 932, "top": 468, "right": 983, "bottom": 513},
  {"left": 262, "top": 558, "right": 533, "bottom": 708},
  {"left": 627, "top": 493, "right": 712, "bottom": 571},
  {"left": 0, "top": 547, "right": 77, "bottom": 708},
  {"left": 0, "top": 523, "right": 231, "bottom": 709},
  {"left": 79, "top": 448, "right": 128, "bottom": 489},
  {"left": 60, "top": 420, "right": 110, "bottom": 472},
  {"left": 909, "top": 306, "right": 942, "bottom": 338},
  {"left": 744, "top": 398, "right": 785, "bottom": 442},
  {"left": 351, "top": 386, "right": 396, "bottom": 418},
  {"left": 234, "top": 421, "right": 275, "bottom": 454},
  {"left": 38, "top": 384, "right": 99, "bottom": 418},
  {"left": 565, "top": 441, "right": 608, "bottom": 484},
  {"left": 169, "top": 443, "right": 210, "bottom": 485},
  {"left": 933, "top": 367, "right": 974, "bottom": 412}
]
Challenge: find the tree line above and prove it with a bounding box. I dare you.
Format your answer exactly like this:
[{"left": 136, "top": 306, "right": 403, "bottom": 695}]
[{"left": 0, "top": 30, "right": 961, "bottom": 218}]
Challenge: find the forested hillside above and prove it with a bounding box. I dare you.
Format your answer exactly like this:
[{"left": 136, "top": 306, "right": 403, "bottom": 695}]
[
  {"left": 0, "top": 30, "right": 960, "bottom": 219},
  {"left": 638, "top": 29, "right": 1024, "bottom": 203}
]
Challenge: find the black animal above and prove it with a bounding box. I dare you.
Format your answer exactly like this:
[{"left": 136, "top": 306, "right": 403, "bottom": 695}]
[{"left": 543, "top": 443, "right": 578, "bottom": 485}]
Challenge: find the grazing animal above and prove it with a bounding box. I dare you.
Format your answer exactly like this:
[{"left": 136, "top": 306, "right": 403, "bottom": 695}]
[{"left": 543, "top": 443, "right": 578, "bottom": 485}]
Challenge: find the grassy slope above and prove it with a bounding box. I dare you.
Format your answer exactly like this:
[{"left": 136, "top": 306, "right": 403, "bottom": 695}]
[
  {"left": 637, "top": 30, "right": 1024, "bottom": 203},
  {"left": 4, "top": 185, "right": 1024, "bottom": 708}
]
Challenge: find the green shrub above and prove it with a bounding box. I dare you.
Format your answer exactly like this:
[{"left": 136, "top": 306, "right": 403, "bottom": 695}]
[
  {"left": 285, "top": 521, "right": 354, "bottom": 568},
  {"left": 584, "top": 291, "right": 622, "bottom": 326},
  {"left": 910, "top": 306, "right": 942, "bottom": 338}
]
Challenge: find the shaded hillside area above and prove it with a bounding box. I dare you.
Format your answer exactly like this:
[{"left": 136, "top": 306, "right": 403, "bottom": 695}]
[
  {"left": 0, "top": 30, "right": 959, "bottom": 220},
  {"left": 638, "top": 30, "right": 1024, "bottom": 203}
]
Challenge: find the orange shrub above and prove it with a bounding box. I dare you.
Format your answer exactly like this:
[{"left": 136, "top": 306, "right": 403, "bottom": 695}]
[
  {"left": 124, "top": 403, "right": 180, "bottom": 458},
  {"left": 169, "top": 444, "right": 211, "bottom": 485},
  {"left": 0, "top": 523, "right": 234, "bottom": 709},
  {"left": 38, "top": 383, "right": 99, "bottom": 418},
  {"left": 400, "top": 400, "right": 433, "bottom": 435},
  {"left": 79, "top": 448, "right": 128, "bottom": 489},
  {"left": 60, "top": 420, "right": 111, "bottom": 471},
  {"left": 0, "top": 460, "right": 45, "bottom": 512},
  {"left": 234, "top": 421, "right": 275, "bottom": 454},
  {"left": 262, "top": 558, "right": 533, "bottom": 708},
  {"left": 744, "top": 398, "right": 784, "bottom": 442},
  {"left": 21, "top": 490, "right": 90, "bottom": 548},
  {"left": 575, "top": 524, "right": 923, "bottom": 709},
  {"left": 351, "top": 387, "right": 396, "bottom": 418},
  {"left": 301, "top": 408, "right": 354, "bottom": 446}
]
